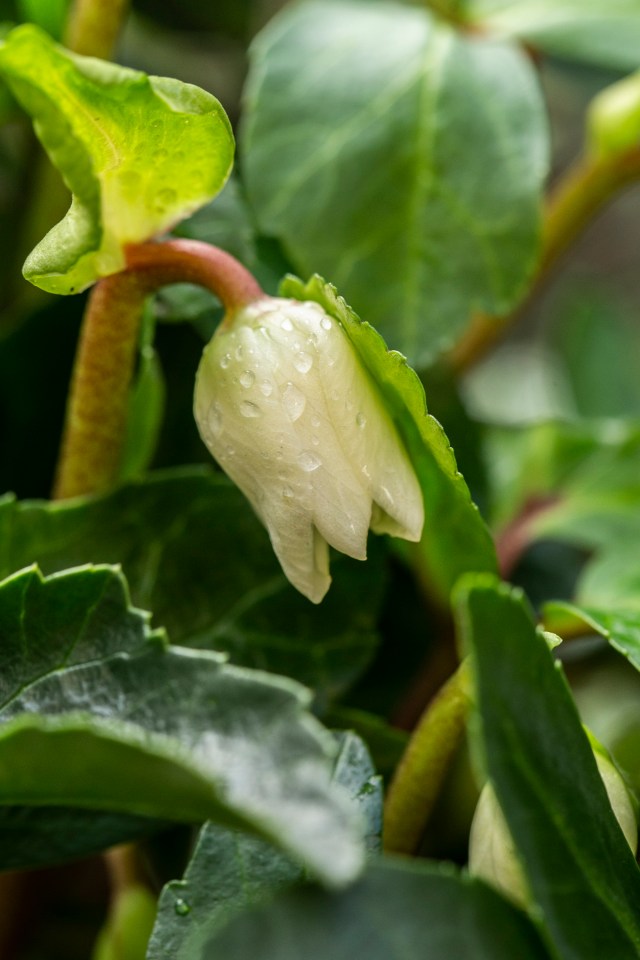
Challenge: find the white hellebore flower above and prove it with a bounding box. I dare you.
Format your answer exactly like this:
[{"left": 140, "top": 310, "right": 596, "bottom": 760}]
[
  {"left": 468, "top": 745, "right": 638, "bottom": 908},
  {"left": 194, "top": 296, "right": 424, "bottom": 603}
]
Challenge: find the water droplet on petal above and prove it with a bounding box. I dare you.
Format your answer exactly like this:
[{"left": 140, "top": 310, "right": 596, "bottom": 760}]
[
  {"left": 312, "top": 435, "right": 319, "bottom": 446},
  {"left": 174, "top": 898, "right": 191, "bottom": 916},
  {"left": 320, "top": 317, "right": 332, "bottom": 331},
  {"left": 362, "top": 465, "right": 371, "bottom": 479},
  {"left": 356, "top": 412, "right": 367, "bottom": 428},
  {"left": 282, "top": 485, "right": 294, "bottom": 499},
  {"left": 240, "top": 400, "right": 261, "bottom": 418},
  {"left": 283, "top": 383, "right": 306, "bottom": 421},
  {"left": 220, "top": 353, "right": 231, "bottom": 369},
  {"left": 311, "top": 416, "right": 321, "bottom": 428},
  {"left": 208, "top": 403, "right": 223, "bottom": 434},
  {"left": 260, "top": 379, "right": 273, "bottom": 397},
  {"left": 240, "top": 370, "right": 255, "bottom": 388},
  {"left": 235, "top": 345, "right": 244, "bottom": 360},
  {"left": 281, "top": 318, "right": 294, "bottom": 332},
  {"left": 298, "top": 451, "right": 321, "bottom": 472},
  {"left": 294, "top": 352, "right": 313, "bottom": 374}
]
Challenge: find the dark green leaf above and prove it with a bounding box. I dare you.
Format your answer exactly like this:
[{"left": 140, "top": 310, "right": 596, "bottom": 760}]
[
  {"left": 147, "top": 730, "right": 382, "bottom": 960},
  {"left": 456, "top": 575, "right": 640, "bottom": 959},
  {"left": 471, "top": 0, "right": 640, "bottom": 71},
  {"left": 0, "top": 24, "right": 234, "bottom": 293},
  {"left": 281, "top": 274, "right": 497, "bottom": 600},
  {"left": 0, "top": 564, "right": 363, "bottom": 884},
  {"left": 243, "top": 0, "right": 547, "bottom": 365},
  {"left": 198, "top": 858, "right": 550, "bottom": 960},
  {"left": 0, "top": 468, "right": 385, "bottom": 702}
]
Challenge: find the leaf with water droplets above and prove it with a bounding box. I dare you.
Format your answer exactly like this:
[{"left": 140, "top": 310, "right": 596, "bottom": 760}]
[
  {"left": 0, "top": 563, "right": 364, "bottom": 885},
  {"left": 0, "top": 24, "right": 234, "bottom": 294},
  {"left": 280, "top": 275, "right": 497, "bottom": 600},
  {"left": 147, "top": 731, "right": 382, "bottom": 959}
]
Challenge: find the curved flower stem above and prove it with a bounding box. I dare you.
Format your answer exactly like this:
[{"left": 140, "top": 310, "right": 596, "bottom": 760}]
[
  {"left": 450, "top": 144, "right": 640, "bottom": 375},
  {"left": 64, "top": 0, "right": 131, "bottom": 60},
  {"left": 384, "top": 661, "right": 471, "bottom": 855},
  {"left": 53, "top": 239, "right": 264, "bottom": 500}
]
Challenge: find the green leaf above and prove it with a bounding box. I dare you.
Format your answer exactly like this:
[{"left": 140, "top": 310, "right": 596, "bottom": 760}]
[
  {"left": 0, "top": 564, "right": 364, "bottom": 885},
  {"left": 545, "top": 600, "right": 640, "bottom": 673},
  {"left": 242, "top": 0, "right": 548, "bottom": 365},
  {"left": 0, "top": 24, "right": 234, "bottom": 294},
  {"left": 0, "top": 805, "right": 165, "bottom": 872},
  {"left": 470, "top": 0, "right": 640, "bottom": 71},
  {"left": 197, "top": 858, "right": 550, "bottom": 960},
  {"left": 456, "top": 575, "right": 640, "bottom": 959},
  {"left": 17, "top": 0, "right": 70, "bottom": 39},
  {"left": 147, "top": 730, "right": 382, "bottom": 959},
  {"left": 0, "top": 468, "right": 385, "bottom": 702},
  {"left": 280, "top": 274, "right": 497, "bottom": 600},
  {"left": 119, "top": 343, "right": 166, "bottom": 481}
]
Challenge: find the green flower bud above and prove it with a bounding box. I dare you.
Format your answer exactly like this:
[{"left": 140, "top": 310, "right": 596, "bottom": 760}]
[
  {"left": 194, "top": 297, "right": 424, "bottom": 603},
  {"left": 587, "top": 71, "right": 640, "bottom": 160},
  {"left": 468, "top": 744, "right": 637, "bottom": 908}
]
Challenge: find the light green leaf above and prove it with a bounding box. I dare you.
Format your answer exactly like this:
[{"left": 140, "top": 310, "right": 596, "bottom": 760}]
[
  {"left": 470, "top": 0, "right": 640, "bottom": 71},
  {"left": 197, "top": 858, "right": 550, "bottom": 960},
  {"left": 280, "top": 274, "right": 497, "bottom": 600},
  {"left": 0, "top": 564, "right": 363, "bottom": 886},
  {"left": 0, "top": 468, "right": 385, "bottom": 703},
  {"left": 243, "top": 0, "right": 547, "bottom": 365},
  {"left": 0, "top": 24, "right": 234, "bottom": 294},
  {"left": 544, "top": 600, "right": 640, "bottom": 673},
  {"left": 147, "top": 730, "right": 382, "bottom": 960},
  {"left": 456, "top": 575, "right": 640, "bottom": 959}
]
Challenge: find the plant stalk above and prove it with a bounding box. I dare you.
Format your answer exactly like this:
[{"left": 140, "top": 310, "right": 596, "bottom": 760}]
[
  {"left": 384, "top": 661, "right": 471, "bottom": 855},
  {"left": 53, "top": 239, "right": 263, "bottom": 500},
  {"left": 64, "top": 0, "right": 132, "bottom": 60}
]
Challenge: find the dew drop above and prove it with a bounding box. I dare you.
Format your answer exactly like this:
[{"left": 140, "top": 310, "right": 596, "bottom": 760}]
[
  {"left": 311, "top": 416, "right": 321, "bottom": 428},
  {"left": 283, "top": 383, "right": 306, "bottom": 421},
  {"left": 260, "top": 379, "right": 273, "bottom": 397},
  {"left": 282, "top": 485, "right": 294, "bottom": 499},
  {"left": 235, "top": 345, "right": 244, "bottom": 360},
  {"left": 294, "top": 352, "right": 313, "bottom": 374},
  {"left": 174, "top": 898, "right": 191, "bottom": 917},
  {"left": 220, "top": 353, "right": 231, "bottom": 369},
  {"left": 208, "top": 403, "right": 223, "bottom": 434},
  {"left": 356, "top": 412, "right": 367, "bottom": 428},
  {"left": 320, "top": 317, "right": 332, "bottom": 331},
  {"left": 312, "top": 435, "right": 320, "bottom": 446},
  {"left": 281, "top": 318, "right": 294, "bottom": 332},
  {"left": 298, "top": 451, "right": 321, "bottom": 472},
  {"left": 240, "top": 370, "right": 255, "bottom": 388},
  {"left": 240, "top": 400, "right": 261, "bottom": 418}
]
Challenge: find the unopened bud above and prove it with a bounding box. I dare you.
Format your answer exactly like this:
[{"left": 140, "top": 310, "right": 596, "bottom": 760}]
[{"left": 194, "top": 297, "right": 424, "bottom": 603}]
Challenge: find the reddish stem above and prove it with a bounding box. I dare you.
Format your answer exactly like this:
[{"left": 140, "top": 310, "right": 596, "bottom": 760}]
[{"left": 53, "top": 240, "right": 264, "bottom": 500}]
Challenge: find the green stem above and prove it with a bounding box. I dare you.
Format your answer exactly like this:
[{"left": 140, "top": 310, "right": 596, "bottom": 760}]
[
  {"left": 449, "top": 144, "right": 640, "bottom": 375},
  {"left": 384, "top": 661, "right": 471, "bottom": 855},
  {"left": 64, "top": 0, "right": 131, "bottom": 60},
  {"left": 53, "top": 239, "right": 264, "bottom": 500}
]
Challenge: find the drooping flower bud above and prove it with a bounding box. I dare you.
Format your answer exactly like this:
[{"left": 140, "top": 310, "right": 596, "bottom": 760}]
[
  {"left": 194, "top": 296, "right": 424, "bottom": 603},
  {"left": 468, "top": 744, "right": 637, "bottom": 908}
]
